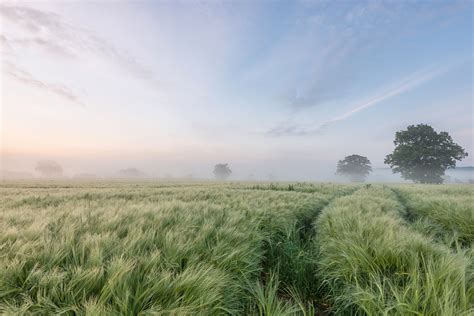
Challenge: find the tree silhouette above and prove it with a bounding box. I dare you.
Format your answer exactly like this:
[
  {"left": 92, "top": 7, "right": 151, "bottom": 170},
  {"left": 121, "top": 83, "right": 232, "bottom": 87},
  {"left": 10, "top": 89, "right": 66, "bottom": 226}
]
[
  {"left": 119, "top": 168, "right": 144, "bottom": 178},
  {"left": 35, "top": 160, "right": 63, "bottom": 178},
  {"left": 336, "top": 154, "right": 372, "bottom": 182},
  {"left": 385, "top": 124, "right": 467, "bottom": 184},
  {"left": 213, "top": 163, "right": 232, "bottom": 180}
]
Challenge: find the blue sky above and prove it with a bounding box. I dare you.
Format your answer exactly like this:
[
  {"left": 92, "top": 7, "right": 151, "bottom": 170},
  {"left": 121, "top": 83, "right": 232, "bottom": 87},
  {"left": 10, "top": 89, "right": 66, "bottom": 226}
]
[{"left": 1, "top": 0, "right": 472, "bottom": 179}]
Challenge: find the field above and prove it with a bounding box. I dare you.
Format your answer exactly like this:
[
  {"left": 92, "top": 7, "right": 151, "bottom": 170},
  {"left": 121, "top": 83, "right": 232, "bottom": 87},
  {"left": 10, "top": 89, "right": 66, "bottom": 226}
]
[{"left": 0, "top": 182, "right": 472, "bottom": 315}]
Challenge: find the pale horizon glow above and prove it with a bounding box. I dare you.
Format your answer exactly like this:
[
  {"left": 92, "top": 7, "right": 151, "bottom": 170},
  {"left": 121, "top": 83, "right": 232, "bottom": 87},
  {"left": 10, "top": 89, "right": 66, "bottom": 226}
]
[{"left": 1, "top": 1, "right": 473, "bottom": 180}]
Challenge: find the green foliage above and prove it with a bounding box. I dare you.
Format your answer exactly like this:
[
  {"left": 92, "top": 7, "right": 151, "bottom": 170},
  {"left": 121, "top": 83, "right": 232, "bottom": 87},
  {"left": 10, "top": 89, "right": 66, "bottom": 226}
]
[
  {"left": 393, "top": 185, "right": 474, "bottom": 247},
  {"left": 336, "top": 154, "right": 372, "bottom": 182},
  {"left": 315, "top": 187, "right": 472, "bottom": 315},
  {"left": 0, "top": 182, "right": 349, "bottom": 314},
  {"left": 245, "top": 273, "right": 300, "bottom": 316},
  {"left": 0, "top": 181, "right": 472, "bottom": 315},
  {"left": 385, "top": 124, "right": 468, "bottom": 184}
]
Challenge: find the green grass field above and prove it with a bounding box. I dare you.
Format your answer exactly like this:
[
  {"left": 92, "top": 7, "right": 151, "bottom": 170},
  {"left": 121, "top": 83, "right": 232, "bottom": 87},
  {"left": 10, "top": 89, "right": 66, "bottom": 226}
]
[{"left": 0, "top": 182, "right": 472, "bottom": 315}]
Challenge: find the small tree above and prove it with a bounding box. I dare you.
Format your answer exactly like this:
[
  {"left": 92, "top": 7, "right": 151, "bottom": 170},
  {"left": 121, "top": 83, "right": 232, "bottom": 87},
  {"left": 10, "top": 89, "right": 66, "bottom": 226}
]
[
  {"left": 35, "top": 160, "right": 63, "bottom": 178},
  {"left": 119, "top": 168, "right": 144, "bottom": 178},
  {"left": 213, "top": 163, "right": 231, "bottom": 180},
  {"left": 336, "top": 154, "right": 372, "bottom": 182},
  {"left": 385, "top": 124, "right": 468, "bottom": 184}
]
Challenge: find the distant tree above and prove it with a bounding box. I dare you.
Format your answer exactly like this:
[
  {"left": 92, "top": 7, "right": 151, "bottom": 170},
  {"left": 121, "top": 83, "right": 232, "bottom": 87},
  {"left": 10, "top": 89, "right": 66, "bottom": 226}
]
[
  {"left": 119, "top": 167, "right": 144, "bottom": 178},
  {"left": 213, "top": 163, "right": 232, "bottom": 180},
  {"left": 384, "top": 124, "right": 468, "bottom": 184},
  {"left": 336, "top": 154, "right": 372, "bottom": 182},
  {"left": 35, "top": 160, "right": 63, "bottom": 178}
]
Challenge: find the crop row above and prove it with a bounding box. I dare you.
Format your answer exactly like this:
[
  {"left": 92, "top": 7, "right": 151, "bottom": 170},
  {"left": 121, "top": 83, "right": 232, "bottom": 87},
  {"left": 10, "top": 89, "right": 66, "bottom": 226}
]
[
  {"left": 391, "top": 185, "right": 474, "bottom": 247},
  {"left": 315, "top": 186, "right": 473, "bottom": 315}
]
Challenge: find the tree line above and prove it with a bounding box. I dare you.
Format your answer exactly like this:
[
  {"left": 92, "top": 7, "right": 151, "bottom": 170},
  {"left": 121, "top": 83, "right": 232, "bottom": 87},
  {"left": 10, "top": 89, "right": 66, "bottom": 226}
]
[
  {"left": 215, "top": 124, "right": 468, "bottom": 184},
  {"left": 336, "top": 124, "right": 467, "bottom": 183},
  {"left": 34, "top": 124, "right": 468, "bottom": 184}
]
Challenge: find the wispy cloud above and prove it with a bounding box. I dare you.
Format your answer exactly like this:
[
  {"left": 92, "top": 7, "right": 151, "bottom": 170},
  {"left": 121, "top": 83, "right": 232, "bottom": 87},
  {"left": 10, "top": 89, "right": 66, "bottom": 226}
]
[
  {"left": 271, "top": 1, "right": 469, "bottom": 111},
  {"left": 267, "top": 65, "right": 453, "bottom": 137},
  {"left": 0, "top": 4, "right": 153, "bottom": 81},
  {"left": 3, "top": 62, "right": 84, "bottom": 107}
]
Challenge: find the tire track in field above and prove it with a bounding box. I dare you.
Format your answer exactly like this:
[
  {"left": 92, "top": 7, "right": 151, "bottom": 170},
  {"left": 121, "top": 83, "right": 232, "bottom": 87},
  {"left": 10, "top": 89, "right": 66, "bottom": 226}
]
[
  {"left": 255, "top": 186, "right": 360, "bottom": 314},
  {"left": 390, "top": 187, "right": 453, "bottom": 243},
  {"left": 390, "top": 187, "right": 418, "bottom": 223},
  {"left": 390, "top": 187, "right": 473, "bottom": 249},
  {"left": 389, "top": 187, "right": 451, "bottom": 247}
]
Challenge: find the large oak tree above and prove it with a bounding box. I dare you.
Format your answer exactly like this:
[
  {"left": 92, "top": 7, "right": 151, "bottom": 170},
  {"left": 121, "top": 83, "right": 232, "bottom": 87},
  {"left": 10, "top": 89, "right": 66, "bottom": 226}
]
[{"left": 384, "top": 124, "right": 467, "bottom": 184}]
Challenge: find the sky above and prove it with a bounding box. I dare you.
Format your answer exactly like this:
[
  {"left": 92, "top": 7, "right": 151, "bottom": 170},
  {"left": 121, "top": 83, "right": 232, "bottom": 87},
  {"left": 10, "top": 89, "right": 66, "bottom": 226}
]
[{"left": 0, "top": 0, "right": 473, "bottom": 180}]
